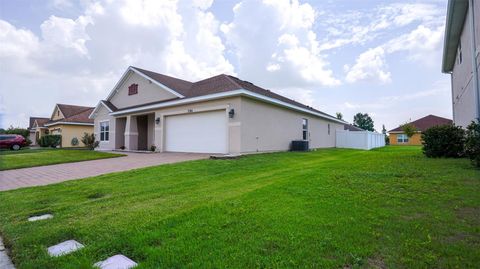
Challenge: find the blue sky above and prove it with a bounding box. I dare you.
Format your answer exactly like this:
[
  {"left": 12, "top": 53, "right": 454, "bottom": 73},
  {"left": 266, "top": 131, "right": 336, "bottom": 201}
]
[{"left": 0, "top": 0, "right": 450, "bottom": 131}]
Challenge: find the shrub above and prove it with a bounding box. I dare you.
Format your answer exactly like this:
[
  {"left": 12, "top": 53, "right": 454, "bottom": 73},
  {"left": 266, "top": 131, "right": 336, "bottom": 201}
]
[
  {"left": 465, "top": 120, "right": 480, "bottom": 168},
  {"left": 385, "top": 135, "right": 390, "bottom": 145},
  {"left": 71, "top": 137, "right": 79, "bottom": 146},
  {"left": 39, "top": 135, "right": 62, "bottom": 148},
  {"left": 81, "top": 133, "right": 99, "bottom": 150},
  {"left": 150, "top": 145, "right": 156, "bottom": 152},
  {"left": 422, "top": 125, "right": 465, "bottom": 158}
]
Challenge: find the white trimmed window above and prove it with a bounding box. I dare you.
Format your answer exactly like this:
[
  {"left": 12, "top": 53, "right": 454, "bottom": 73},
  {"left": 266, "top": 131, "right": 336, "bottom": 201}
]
[
  {"left": 302, "top": 118, "right": 308, "bottom": 140},
  {"left": 100, "top": 121, "right": 109, "bottom": 141},
  {"left": 397, "top": 134, "right": 408, "bottom": 143}
]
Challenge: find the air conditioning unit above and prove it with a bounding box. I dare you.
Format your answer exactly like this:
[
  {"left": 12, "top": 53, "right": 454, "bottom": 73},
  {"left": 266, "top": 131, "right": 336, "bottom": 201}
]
[{"left": 291, "top": 140, "right": 309, "bottom": 151}]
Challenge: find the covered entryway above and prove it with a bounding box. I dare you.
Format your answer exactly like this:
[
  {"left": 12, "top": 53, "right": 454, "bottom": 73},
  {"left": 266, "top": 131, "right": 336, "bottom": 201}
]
[
  {"left": 165, "top": 110, "right": 228, "bottom": 153},
  {"left": 122, "top": 113, "right": 155, "bottom": 151}
]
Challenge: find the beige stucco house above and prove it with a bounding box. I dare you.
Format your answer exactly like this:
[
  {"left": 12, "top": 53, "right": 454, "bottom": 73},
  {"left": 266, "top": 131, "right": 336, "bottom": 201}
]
[
  {"left": 30, "top": 104, "right": 94, "bottom": 147},
  {"left": 28, "top": 117, "right": 50, "bottom": 145},
  {"left": 90, "top": 66, "right": 346, "bottom": 154},
  {"left": 442, "top": 0, "right": 480, "bottom": 127}
]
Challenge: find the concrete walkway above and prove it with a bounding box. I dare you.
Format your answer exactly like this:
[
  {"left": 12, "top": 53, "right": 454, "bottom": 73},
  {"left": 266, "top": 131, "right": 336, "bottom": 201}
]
[
  {"left": 0, "top": 152, "right": 209, "bottom": 191},
  {"left": 0, "top": 236, "right": 15, "bottom": 269}
]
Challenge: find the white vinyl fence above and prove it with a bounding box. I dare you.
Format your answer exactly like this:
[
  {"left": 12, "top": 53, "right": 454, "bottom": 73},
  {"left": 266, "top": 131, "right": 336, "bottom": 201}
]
[{"left": 336, "top": 130, "right": 385, "bottom": 150}]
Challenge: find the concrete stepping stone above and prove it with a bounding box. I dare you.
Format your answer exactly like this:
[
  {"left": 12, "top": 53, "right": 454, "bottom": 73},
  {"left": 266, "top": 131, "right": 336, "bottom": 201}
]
[
  {"left": 47, "top": 240, "right": 84, "bottom": 257},
  {"left": 28, "top": 214, "right": 53, "bottom": 222},
  {"left": 94, "top": 254, "right": 137, "bottom": 269}
]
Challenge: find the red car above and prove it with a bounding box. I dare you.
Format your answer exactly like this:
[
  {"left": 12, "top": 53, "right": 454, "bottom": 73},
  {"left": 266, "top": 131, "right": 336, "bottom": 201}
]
[{"left": 0, "top": 134, "right": 26, "bottom": 150}]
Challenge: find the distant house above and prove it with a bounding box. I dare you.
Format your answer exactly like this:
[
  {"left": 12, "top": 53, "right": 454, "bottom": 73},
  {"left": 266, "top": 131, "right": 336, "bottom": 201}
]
[
  {"left": 442, "top": 0, "right": 480, "bottom": 127},
  {"left": 30, "top": 104, "right": 94, "bottom": 147},
  {"left": 28, "top": 117, "right": 49, "bottom": 145},
  {"left": 344, "top": 124, "right": 364, "bottom": 131},
  {"left": 388, "top": 115, "right": 453, "bottom": 145}
]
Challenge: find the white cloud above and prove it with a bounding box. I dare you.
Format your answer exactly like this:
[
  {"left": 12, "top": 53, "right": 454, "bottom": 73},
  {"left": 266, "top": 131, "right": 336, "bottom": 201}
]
[
  {"left": 0, "top": 20, "right": 40, "bottom": 74},
  {"left": 275, "top": 88, "right": 315, "bottom": 107},
  {"left": 0, "top": 0, "right": 234, "bottom": 128},
  {"left": 221, "top": 0, "right": 340, "bottom": 88},
  {"left": 385, "top": 24, "right": 444, "bottom": 64},
  {"left": 318, "top": 3, "right": 444, "bottom": 52},
  {"left": 386, "top": 3, "right": 444, "bottom": 27},
  {"left": 345, "top": 23, "right": 444, "bottom": 84},
  {"left": 51, "top": 0, "right": 74, "bottom": 10},
  {"left": 40, "top": 15, "right": 92, "bottom": 56},
  {"left": 344, "top": 47, "right": 391, "bottom": 84}
]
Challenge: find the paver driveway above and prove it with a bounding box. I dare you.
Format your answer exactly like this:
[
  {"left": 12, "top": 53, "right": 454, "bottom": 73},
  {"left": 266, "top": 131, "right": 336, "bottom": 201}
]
[{"left": 0, "top": 152, "right": 209, "bottom": 191}]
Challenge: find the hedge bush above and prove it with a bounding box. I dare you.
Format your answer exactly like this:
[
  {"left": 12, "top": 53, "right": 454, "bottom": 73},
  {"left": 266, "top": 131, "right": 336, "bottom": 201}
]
[
  {"left": 39, "top": 135, "right": 62, "bottom": 148},
  {"left": 465, "top": 120, "right": 480, "bottom": 168},
  {"left": 421, "top": 125, "right": 465, "bottom": 158}
]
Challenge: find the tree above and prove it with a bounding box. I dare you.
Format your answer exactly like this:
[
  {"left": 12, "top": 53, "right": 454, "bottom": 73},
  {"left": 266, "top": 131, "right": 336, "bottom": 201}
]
[
  {"left": 401, "top": 123, "right": 416, "bottom": 138},
  {"left": 353, "top": 113, "right": 374, "bottom": 132},
  {"left": 336, "top": 112, "right": 343, "bottom": 120},
  {"left": 0, "top": 125, "right": 29, "bottom": 139},
  {"left": 381, "top": 124, "right": 390, "bottom": 145}
]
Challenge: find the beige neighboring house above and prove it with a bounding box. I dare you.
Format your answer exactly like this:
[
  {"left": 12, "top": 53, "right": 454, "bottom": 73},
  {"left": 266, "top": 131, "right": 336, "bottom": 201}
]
[
  {"left": 442, "top": 0, "right": 480, "bottom": 127},
  {"left": 90, "top": 66, "right": 346, "bottom": 154},
  {"left": 28, "top": 117, "right": 50, "bottom": 145},
  {"left": 30, "top": 104, "right": 95, "bottom": 147}
]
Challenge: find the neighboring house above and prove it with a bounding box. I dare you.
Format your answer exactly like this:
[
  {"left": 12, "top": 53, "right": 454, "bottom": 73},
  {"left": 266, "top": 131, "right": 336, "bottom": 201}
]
[
  {"left": 344, "top": 124, "right": 364, "bottom": 131},
  {"left": 442, "top": 0, "right": 480, "bottom": 127},
  {"left": 30, "top": 104, "right": 94, "bottom": 147},
  {"left": 27, "top": 117, "right": 50, "bottom": 145},
  {"left": 388, "top": 115, "right": 453, "bottom": 145},
  {"left": 90, "top": 66, "right": 346, "bottom": 154}
]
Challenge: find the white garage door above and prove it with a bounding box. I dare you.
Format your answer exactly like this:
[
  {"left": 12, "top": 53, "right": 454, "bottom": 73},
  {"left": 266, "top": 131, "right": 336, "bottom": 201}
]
[{"left": 165, "top": 110, "right": 228, "bottom": 153}]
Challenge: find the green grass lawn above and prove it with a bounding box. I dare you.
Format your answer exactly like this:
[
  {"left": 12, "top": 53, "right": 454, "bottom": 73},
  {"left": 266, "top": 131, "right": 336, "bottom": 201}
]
[
  {"left": 0, "top": 146, "right": 478, "bottom": 268},
  {"left": 0, "top": 149, "right": 124, "bottom": 170}
]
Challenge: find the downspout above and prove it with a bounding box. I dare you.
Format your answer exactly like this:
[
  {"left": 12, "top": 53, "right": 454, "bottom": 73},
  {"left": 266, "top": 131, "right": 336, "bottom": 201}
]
[
  {"left": 469, "top": 0, "right": 480, "bottom": 121},
  {"left": 450, "top": 71, "right": 455, "bottom": 123}
]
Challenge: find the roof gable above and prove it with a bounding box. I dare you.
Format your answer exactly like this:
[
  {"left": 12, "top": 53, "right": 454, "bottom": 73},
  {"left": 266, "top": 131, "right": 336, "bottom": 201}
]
[
  {"left": 46, "top": 104, "right": 94, "bottom": 126},
  {"left": 107, "top": 68, "right": 184, "bottom": 109},
  {"left": 89, "top": 100, "right": 117, "bottom": 119},
  {"left": 51, "top": 105, "right": 66, "bottom": 120},
  {"left": 106, "top": 67, "right": 185, "bottom": 101},
  {"left": 57, "top": 104, "right": 93, "bottom": 118},
  {"left": 29, "top": 117, "right": 49, "bottom": 128},
  {"left": 389, "top": 115, "right": 453, "bottom": 132}
]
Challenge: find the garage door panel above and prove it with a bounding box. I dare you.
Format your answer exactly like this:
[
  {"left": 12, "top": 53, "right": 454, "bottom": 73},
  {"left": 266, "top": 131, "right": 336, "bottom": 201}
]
[{"left": 165, "top": 110, "right": 227, "bottom": 153}]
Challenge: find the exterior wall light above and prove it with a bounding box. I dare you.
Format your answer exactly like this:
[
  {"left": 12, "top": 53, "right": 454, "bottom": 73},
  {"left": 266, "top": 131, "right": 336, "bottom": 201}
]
[
  {"left": 228, "top": 109, "right": 235, "bottom": 118},
  {"left": 155, "top": 117, "right": 161, "bottom": 125}
]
